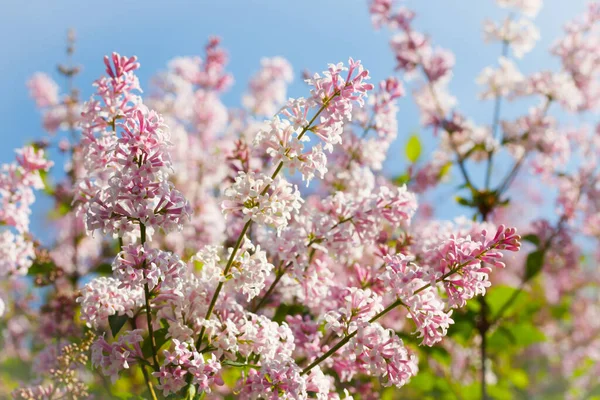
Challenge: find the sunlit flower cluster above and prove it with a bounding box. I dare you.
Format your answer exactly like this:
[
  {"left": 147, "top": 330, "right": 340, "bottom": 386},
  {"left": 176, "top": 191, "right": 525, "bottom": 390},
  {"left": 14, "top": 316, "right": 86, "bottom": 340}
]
[{"left": 8, "top": 0, "right": 600, "bottom": 398}]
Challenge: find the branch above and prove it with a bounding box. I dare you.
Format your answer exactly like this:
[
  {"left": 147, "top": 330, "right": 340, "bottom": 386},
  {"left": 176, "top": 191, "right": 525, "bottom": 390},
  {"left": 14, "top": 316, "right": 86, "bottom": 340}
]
[{"left": 300, "top": 248, "right": 499, "bottom": 375}]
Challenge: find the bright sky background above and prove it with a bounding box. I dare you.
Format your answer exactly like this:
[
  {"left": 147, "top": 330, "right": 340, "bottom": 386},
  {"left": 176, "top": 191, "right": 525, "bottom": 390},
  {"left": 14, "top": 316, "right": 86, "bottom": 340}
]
[{"left": 0, "top": 0, "right": 591, "bottom": 240}]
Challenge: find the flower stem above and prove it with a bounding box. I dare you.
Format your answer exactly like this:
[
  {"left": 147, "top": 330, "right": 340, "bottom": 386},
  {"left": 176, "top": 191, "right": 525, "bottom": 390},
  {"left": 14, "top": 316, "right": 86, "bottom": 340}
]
[
  {"left": 196, "top": 93, "right": 339, "bottom": 345},
  {"left": 140, "top": 223, "right": 159, "bottom": 369},
  {"left": 141, "top": 363, "right": 159, "bottom": 400},
  {"left": 132, "top": 317, "right": 158, "bottom": 400},
  {"left": 301, "top": 248, "right": 498, "bottom": 375},
  {"left": 196, "top": 220, "right": 252, "bottom": 349},
  {"left": 251, "top": 261, "right": 289, "bottom": 312},
  {"left": 484, "top": 30, "right": 511, "bottom": 190},
  {"left": 187, "top": 89, "right": 341, "bottom": 398}
]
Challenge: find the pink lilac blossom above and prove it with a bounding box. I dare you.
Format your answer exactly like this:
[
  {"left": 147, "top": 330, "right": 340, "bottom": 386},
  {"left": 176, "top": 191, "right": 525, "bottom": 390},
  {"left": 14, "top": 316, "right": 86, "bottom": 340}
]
[
  {"left": 253, "top": 117, "right": 327, "bottom": 185},
  {"left": 153, "top": 340, "right": 223, "bottom": 396},
  {"left": 91, "top": 329, "right": 145, "bottom": 383},
  {"left": 323, "top": 287, "right": 383, "bottom": 335},
  {"left": 518, "top": 71, "right": 583, "bottom": 111},
  {"left": 9, "top": 31, "right": 538, "bottom": 399},
  {"left": 239, "top": 360, "right": 307, "bottom": 400},
  {"left": 112, "top": 244, "right": 187, "bottom": 291},
  {"left": 346, "top": 321, "right": 418, "bottom": 387},
  {"left": 83, "top": 105, "right": 192, "bottom": 236},
  {"left": 302, "top": 59, "right": 374, "bottom": 151},
  {"left": 27, "top": 73, "right": 60, "bottom": 108},
  {"left": 552, "top": 4, "right": 600, "bottom": 111}
]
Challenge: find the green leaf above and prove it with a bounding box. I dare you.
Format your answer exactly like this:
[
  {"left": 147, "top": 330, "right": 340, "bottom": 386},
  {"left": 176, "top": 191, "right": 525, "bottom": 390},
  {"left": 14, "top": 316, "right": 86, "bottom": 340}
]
[
  {"left": 525, "top": 250, "right": 545, "bottom": 281},
  {"left": 488, "top": 326, "right": 515, "bottom": 349},
  {"left": 455, "top": 196, "right": 473, "bottom": 207},
  {"left": 27, "top": 260, "right": 55, "bottom": 275},
  {"left": 509, "top": 369, "right": 530, "bottom": 389},
  {"left": 186, "top": 384, "right": 197, "bottom": 399},
  {"left": 573, "top": 358, "right": 594, "bottom": 378},
  {"left": 95, "top": 263, "right": 113, "bottom": 275},
  {"left": 488, "top": 322, "right": 546, "bottom": 350},
  {"left": 405, "top": 134, "right": 422, "bottom": 163},
  {"left": 393, "top": 172, "right": 411, "bottom": 186},
  {"left": 447, "top": 308, "right": 478, "bottom": 344},
  {"left": 48, "top": 202, "right": 71, "bottom": 219},
  {"left": 112, "top": 393, "right": 136, "bottom": 400},
  {"left": 521, "top": 234, "right": 540, "bottom": 247},
  {"left": 509, "top": 322, "right": 546, "bottom": 346},
  {"left": 438, "top": 162, "right": 452, "bottom": 179},
  {"left": 272, "top": 303, "right": 309, "bottom": 323},
  {"left": 222, "top": 360, "right": 261, "bottom": 368},
  {"left": 108, "top": 314, "right": 129, "bottom": 338},
  {"left": 488, "top": 384, "right": 514, "bottom": 400},
  {"left": 39, "top": 169, "right": 55, "bottom": 196},
  {"left": 142, "top": 327, "right": 170, "bottom": 359},
  {"left": 221, "top": 366, "right": 242, "bottom": 388},
  {"left": 550, "top": 297, "right": 571, "bottom": 320},
  {"left": 486, "top": 286, "right": 522, "bottom": 317},
  {"left": 381, "top": 387, "right": 402, "bottom": 400},
  {"left": 0, "top": 357, "right": 32, "bottom": 381},
  {"left": 449, "top": 320, "right": 475, "bottom": 344}
]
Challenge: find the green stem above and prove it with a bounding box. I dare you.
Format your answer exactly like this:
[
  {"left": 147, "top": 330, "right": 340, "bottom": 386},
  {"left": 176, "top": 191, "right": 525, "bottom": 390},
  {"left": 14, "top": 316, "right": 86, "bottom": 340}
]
[
  {"left": 195, "top": 91, "right": 340, "bottom": 348},
  {"left": 140, "top": 223, "right": 159, "bottom": 369},
  {"left": 140, "top": 364, "right": 159, "bottom": 400},
  {"left": 196, "top": 220, "right": 251, "bottom": 349},
  {"left": 484, "top": 31, "right": 511, "bottom": 190},
  {"left": 132, "top": 317, "right": 159, "bottom": 400},
  {"left": 301, "top": 252, "right": 495, "bottom": 375},
  {"left": 185, "top": 88, "right": 342, "bottom": 397},
  {"left": 496, "top": 98, "right": 553, "bottom": 196},
  {"left": 253, "top": 216, "right": 352, "bottom": 313},
  {"left": 251, "top": 261, "right": 288, "bottom": 312}
]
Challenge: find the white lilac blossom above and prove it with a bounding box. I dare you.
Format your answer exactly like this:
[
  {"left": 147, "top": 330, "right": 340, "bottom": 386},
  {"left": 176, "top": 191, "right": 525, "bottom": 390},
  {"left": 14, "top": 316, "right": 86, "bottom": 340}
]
[
  {"left": 483, "top": 17, "right": 540, "bottom": 58},
  {"left": 0, "top": 146, "right": 52, "bottom": 277},
  {"left": 222, "top": 172, "right": 303, "bottom": 231},
  {"left": 77, "top": 277, "right": 145, "bottom": 329},
  {"left": 476, "top": 56, "right": 524, "bottom": 99}
]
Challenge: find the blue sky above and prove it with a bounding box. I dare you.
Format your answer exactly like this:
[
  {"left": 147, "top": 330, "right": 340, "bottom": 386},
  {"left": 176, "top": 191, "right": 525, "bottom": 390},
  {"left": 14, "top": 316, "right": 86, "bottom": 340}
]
[{"left": 0, "top": 0, "right": 590, "bottom": 239}]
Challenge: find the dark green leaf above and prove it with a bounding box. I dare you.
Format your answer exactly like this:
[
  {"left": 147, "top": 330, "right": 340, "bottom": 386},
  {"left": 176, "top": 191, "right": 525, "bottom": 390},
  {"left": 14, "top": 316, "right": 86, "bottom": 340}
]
[
  {"left": 525, "top": 250, "right": 545, "bottom": 281},
  {"left": 108, "top": 314, "right": 129, "bottom": 338},
  {"left": 27, "top": 261, "right": 55, "bottom": 275},
  {"left": 521, "top": 234, "right": 540, "bottom": 247},
  {"left": 95, "top": 263, "right": 113, "bottom": 275},
  {"left": 272, "top": 303, "right": 309, "bottom": 323},
  {"left": 455, "top": 196, "right": 473, "bottom": 207},
  {"left": 142, "top": 327, "right": 170, "bottom": 359},
  {"left": 447, "top": 308, "right": 478, "bottom": 344}
]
